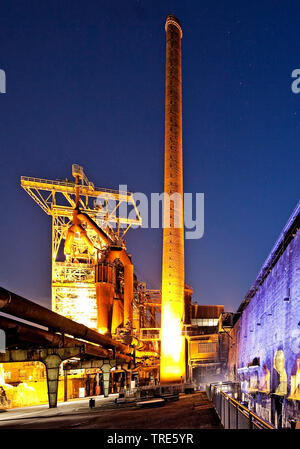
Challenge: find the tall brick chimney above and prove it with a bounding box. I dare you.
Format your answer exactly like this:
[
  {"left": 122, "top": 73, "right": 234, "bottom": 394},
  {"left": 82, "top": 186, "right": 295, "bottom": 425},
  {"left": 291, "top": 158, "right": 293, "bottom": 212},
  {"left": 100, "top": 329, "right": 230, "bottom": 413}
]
[{"left": 160, "top": 15, "right": 185, "bottom": 384}]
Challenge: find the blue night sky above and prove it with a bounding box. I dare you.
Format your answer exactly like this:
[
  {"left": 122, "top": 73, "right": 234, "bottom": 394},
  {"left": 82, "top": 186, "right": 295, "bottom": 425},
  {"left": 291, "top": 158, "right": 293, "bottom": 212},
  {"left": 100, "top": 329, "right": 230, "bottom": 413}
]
[{"left": 0, "top": 1, "right": 299, "bottom": 312}]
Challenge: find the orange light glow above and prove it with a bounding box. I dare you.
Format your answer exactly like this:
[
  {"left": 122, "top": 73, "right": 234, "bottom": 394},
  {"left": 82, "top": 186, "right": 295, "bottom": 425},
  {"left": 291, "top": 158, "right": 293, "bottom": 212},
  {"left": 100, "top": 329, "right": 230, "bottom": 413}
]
[
  {"left": 74, "top": 289, "right": 94, "bottom": 328},
  {"left": 160, "top": 299, "right": 185, "bottom": 383},
  {"left": 160, "top": 15, "right": 186, "bottom": 384}
]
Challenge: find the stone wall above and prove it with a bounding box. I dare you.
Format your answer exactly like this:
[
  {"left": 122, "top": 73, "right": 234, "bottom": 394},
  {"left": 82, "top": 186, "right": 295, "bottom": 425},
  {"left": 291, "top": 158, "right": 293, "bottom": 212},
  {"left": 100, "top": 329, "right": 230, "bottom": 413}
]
[{"left": 228, "top": 225, "right": 300, "bottom": 427}]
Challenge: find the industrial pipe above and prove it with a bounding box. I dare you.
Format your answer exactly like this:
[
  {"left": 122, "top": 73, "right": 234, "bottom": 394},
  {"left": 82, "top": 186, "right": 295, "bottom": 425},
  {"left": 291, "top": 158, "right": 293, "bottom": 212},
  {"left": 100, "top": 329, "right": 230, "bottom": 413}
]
[
  {"left": 106, "top": 248, "right": 133, "bottom": 326},
  {"left": 65, "top": 208, "right": 115, "bottom": 257},
  {"left": 95, "top": 283, "right": 114, "bottom": 334},
  {"left": 0, "top": 287, "right": 131, "bottom": 354},
  {"left": 111, "top": 298, "right": 123, "bottom": 334},
  {"left": 0, "top": 315, "right": 110, "bottom": 357},
  {"left": 65, "top": 223, "right": 94, "bottom": 256},
  {"left": 95, "top": 248, "right": 134, "bottom": 336},
  {"left": 0, "top": 291, "right": 10, "bottom": 309},
  {"left": 77, "top": 212, "right": 112, "bottom": 244},
  {"left": 64, "top": 207, "right": 111, "bottom": 257},
  {"left": 63, "top": 209, "right": 134, "bottom": 336},
  {"left": 0, "top": 315, "right": 132, "bottom": 363},
  {"left": 95, "top": 262, "right": 115, "bottom": 335}
]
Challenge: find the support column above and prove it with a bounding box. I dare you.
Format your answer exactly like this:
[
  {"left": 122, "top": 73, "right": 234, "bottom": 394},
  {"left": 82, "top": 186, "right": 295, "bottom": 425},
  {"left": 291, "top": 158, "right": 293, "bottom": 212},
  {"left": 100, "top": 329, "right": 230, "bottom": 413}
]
[
  {"left": 126, "top": 370, "right": 132, "bottom": 390},
  {"left": 189, "top": 365, "right": 193, "bottom": 383},
  {"left": 0, "top": 346, "right": 85, "bottom": 409},
  {"left": 100, "top": 359, "right": 116, "bottom": 398},
  {"left": 102, "top": 364, "right": 111, "bottom": 398},
  {"left": 111, "top": 370, "right": 114, "bottom": 393},
  {"left": 96, "top": 372, "right": 101, "bottom": 395},
  {"left": 44, "top": 354, "right": 61, "bottom": 408},
  {"left": 64, "top": 368, "right": 68, "bottom": 402}
]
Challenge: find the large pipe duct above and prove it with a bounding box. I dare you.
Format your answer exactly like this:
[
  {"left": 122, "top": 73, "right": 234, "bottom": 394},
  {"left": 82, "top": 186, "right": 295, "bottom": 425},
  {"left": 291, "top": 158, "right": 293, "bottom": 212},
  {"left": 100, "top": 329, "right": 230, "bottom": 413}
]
[
  {"left": 0, "top": 287, "right": 131, "bottom": 354},
  {"left": 65, "top": 209, "right": 107, "bottom": 256},
  {"left": 0, "top": 291, "right": 10, "bottom": 310},
  {"left": 64, "top": 165, "right": 115, "bottom": 256},
  {"left": 106, "top": 248, "right": 133, "bottom": 327},
  {"left": 64, "top": 208, "right": 114, "bottom": 257},
  {"left": 160, "top": 15, "right": 186, "bottom": 384},
  {"left": 77, "top": 212, "right": 112, "bottom": 244},
  {"left": 111, "top": 296, "right": 124, "bottom": 335},
  {"left": 63, "top": 204, "right": 134, "bottom": 338},
  {"left": 0, "top": 315, "right": 131, "bottom": 362},
  {"left": 95, "top": 248, "right": 134, "bottom": 335},
  {"left": 64, "top": 209, "right": 94, "bottom": 256},
  {"left": 95, "top": 262, "right": 115, "bottom": 335}
]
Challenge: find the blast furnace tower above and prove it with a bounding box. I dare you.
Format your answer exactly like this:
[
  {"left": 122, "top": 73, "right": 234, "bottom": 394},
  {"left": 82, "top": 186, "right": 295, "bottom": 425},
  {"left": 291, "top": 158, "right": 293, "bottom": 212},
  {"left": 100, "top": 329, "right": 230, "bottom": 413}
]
[{"left": 160, "top": 15, "right": 186, "bottom": 383}]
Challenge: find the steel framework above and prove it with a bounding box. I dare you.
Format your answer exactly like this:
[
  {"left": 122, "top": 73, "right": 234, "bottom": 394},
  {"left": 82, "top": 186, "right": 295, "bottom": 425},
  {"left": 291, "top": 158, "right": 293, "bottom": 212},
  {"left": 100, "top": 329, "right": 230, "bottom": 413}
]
[{"left": 21, "top": 165, "right": 142, "bottom": 328}]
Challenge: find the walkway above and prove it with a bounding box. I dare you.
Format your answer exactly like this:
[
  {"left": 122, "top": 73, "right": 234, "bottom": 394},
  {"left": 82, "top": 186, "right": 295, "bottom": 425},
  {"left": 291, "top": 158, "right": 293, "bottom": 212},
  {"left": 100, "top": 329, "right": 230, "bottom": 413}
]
[{"left": 0, "top": 392, "right": 222, "bottom": 429}]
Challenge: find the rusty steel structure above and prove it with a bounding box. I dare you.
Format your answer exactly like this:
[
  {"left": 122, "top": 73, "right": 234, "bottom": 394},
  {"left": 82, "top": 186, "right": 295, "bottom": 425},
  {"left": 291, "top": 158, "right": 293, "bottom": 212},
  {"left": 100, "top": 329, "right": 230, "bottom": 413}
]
[
  {"left": 160, "top": 15, "right": 186, "bottom": 383},
  {"left": 21, "top": 164, "right": 141, "bottom": 331},
  {"left": 20, "top": 164, "right": 163, "bottom": 363},
  {"left": 18, "top": 165, "right": 160, "bottom": 388},
  {"left": 0, "top": 17, "right": 192, "bottom": 408},
  {"left": 0, "top": 287, "right": 131, "bottom": 354},
  {"left": 0, "top": 286, "right": 133, "bottom": 407}
]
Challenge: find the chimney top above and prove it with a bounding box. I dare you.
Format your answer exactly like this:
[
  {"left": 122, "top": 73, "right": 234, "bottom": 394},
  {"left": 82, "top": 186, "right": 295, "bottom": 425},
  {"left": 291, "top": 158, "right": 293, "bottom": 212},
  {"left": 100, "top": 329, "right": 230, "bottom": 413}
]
[{"left": 165, "top": 15, "right": 182, "bottom": 38}]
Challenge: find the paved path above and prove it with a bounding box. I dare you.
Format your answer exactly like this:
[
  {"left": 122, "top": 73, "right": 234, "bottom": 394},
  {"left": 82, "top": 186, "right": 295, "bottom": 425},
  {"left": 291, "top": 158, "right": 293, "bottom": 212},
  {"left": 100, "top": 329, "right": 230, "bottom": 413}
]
[
  {"left": 0, "top": 392, "right": 221, "bottom": 429},
  {"left": 0, "top": 394, "right": 118, "bottom": 421}
]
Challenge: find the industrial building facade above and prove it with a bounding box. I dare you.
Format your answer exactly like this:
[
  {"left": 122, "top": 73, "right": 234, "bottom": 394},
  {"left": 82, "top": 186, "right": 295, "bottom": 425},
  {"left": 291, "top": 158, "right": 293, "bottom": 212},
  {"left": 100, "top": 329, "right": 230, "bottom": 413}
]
[
  {"left": 184, "top": 304, "right": 228, "bottom": 384},
  {"left": 227, "top": 202, "right": 300, "bottom": 427}
]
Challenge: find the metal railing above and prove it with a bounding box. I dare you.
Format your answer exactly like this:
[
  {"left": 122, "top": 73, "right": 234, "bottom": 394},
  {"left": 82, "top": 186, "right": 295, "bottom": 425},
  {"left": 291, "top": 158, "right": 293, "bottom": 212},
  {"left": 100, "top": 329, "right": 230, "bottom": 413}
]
[
  {"left": 208, "top": 385, "right": 275, "bottom": 429},
  {"left": 21, "top": 176, "right": 131, "bottom": 196}
]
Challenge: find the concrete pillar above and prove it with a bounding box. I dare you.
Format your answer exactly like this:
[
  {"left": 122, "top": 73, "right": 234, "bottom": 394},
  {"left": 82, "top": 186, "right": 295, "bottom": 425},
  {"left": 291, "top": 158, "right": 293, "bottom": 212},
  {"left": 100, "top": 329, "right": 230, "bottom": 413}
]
[
  {"left": 44, "top": 354, "right": 61, "bottom": 408},
  {"left": 126, "top": 370, "right": 132, "bottom": 390},
  {"left": 99, "top": 359, "right": 116, "bottom": 397},
  {"left": 64, "top": 368, "right": 68, "bottom": 402},
  {"left": 0, "top": 346, "right": 85, "bottom": 409},
  {"left": 96, "top": 372, "right": 101, "bottom": 395},
  {"left": 189, "top": 365, "right": 193, "bottom": 383},
  {"left": 111, "top": 370, "right": 114, "bottom": 393},
  {"left": 101, "top": 362, "right": 111, "bottom": 398}
]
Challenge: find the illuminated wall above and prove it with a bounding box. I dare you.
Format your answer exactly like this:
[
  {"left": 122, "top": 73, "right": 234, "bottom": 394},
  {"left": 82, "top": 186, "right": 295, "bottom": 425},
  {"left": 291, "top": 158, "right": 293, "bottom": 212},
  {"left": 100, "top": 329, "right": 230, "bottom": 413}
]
[{"left": 228, "top": 213, "right": 300, "bottom": 425}]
